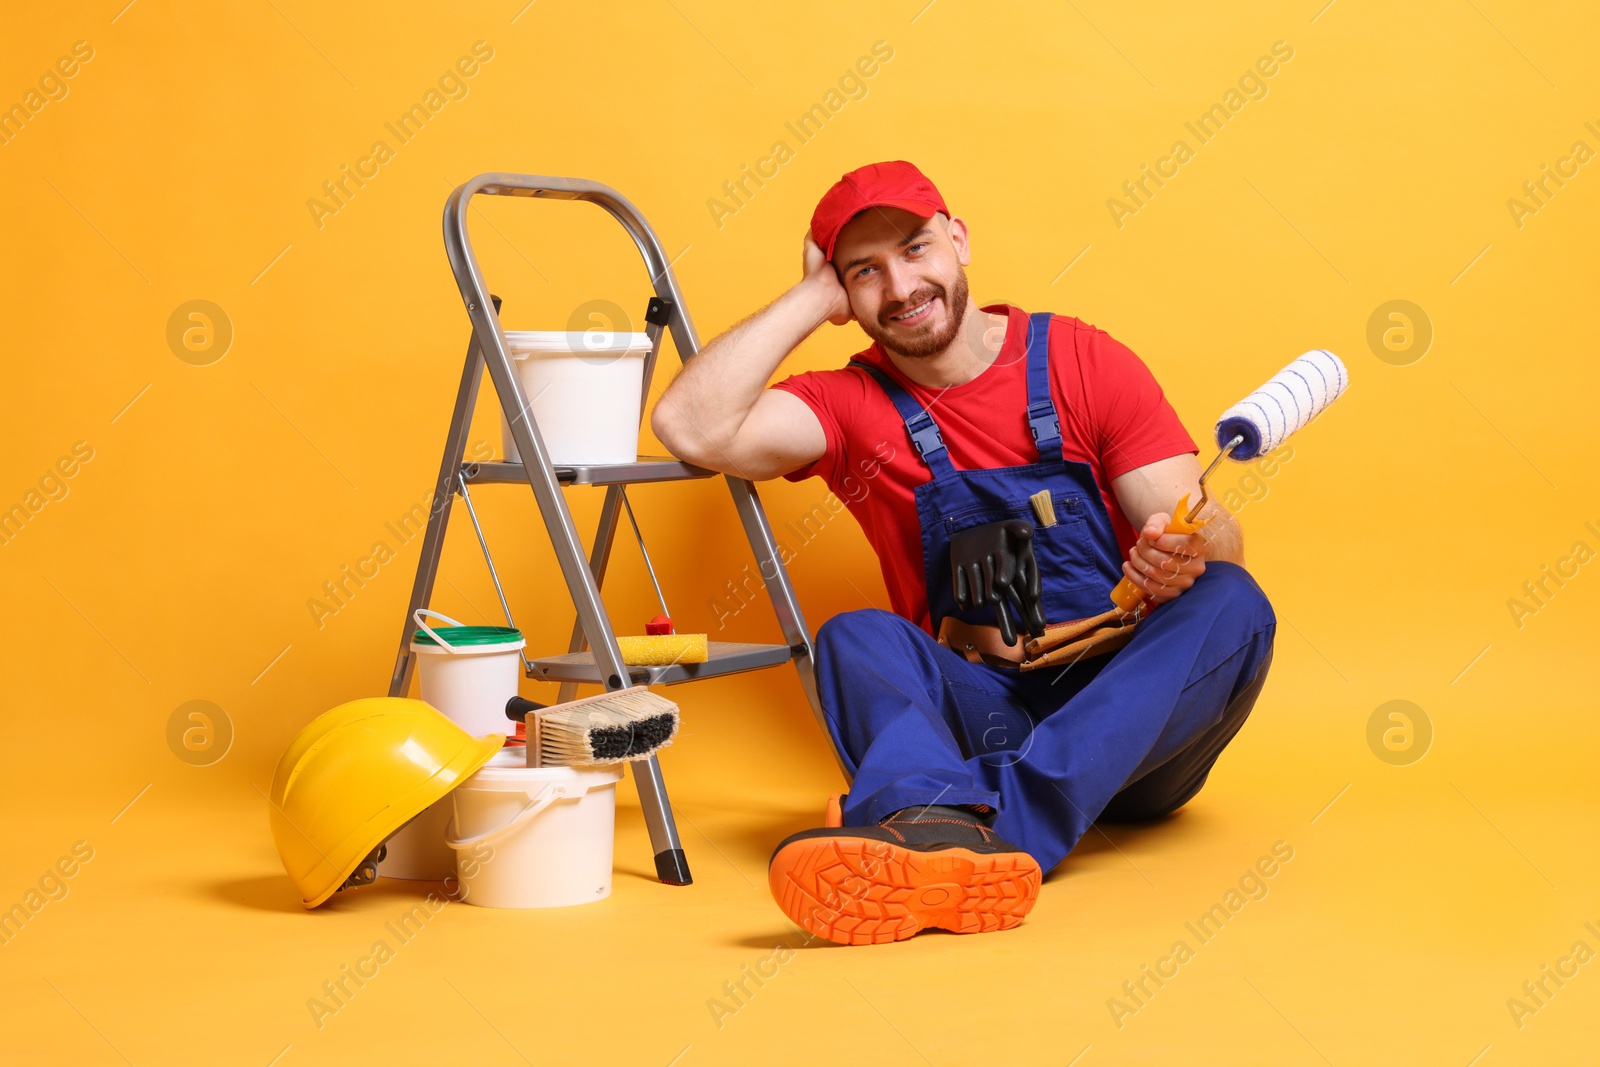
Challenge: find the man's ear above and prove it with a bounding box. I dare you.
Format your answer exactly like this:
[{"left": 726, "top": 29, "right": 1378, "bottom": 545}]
[{"left": 944, "top": 214, "right": 972, "bottom": 267}]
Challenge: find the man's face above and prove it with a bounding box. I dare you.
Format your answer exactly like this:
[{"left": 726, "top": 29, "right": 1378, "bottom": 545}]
[{"left": 832, "top": 207, "right": 971, "bottom": 359}]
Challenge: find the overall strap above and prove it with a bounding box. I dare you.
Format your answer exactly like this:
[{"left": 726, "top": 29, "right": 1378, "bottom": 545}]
[
  {"left": 849, "top": 359, "right": 957, "bottom": 478},
  {"left": 1024, "top": 311, "right": 1061, "bottom": 458}
]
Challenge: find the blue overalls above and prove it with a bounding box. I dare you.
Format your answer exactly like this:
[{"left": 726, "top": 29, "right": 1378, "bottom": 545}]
[{"left": 815, "top": 312, "right": 1277, "bottom": 873}]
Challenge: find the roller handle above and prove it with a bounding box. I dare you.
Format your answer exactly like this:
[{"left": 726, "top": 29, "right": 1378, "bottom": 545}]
[{"left": 1109, "top": 493, "right": 1207, "bottom": 612}]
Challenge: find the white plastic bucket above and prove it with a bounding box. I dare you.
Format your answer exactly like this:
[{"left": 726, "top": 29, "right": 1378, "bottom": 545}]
[
  {"left": 446, "top": 747, "right": 624, "bottom": 909},
  {"left": 380, "top": 798, "right": 455, "bottom": 880},
  {"left": 499, "top": 330, "right": 651, "bottom": 466},
  {"left": 409, "top": 609, "right": 525, "bottom": 739}
]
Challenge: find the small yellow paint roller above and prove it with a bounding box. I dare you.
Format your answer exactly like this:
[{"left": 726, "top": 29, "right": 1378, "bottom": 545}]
[{"left": 617, "top": 633, "right": 709, "bottom": 665}]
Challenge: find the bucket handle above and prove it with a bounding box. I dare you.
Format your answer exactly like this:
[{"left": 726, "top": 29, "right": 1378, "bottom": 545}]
[
  {"left": 445, "top": 783, "right": 568, "bottom": 850},
  {"left": 413, "top": 608, "right": 467, "bottom": 653}
]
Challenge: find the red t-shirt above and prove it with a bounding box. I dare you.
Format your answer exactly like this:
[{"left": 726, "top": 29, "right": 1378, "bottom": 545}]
[{"left": 771, "top": 304, "right": 1197, "bottom": 633}]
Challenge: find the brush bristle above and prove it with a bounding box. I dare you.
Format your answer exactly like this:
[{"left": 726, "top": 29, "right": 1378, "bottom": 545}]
[
  {"left": 1029, "top": 489, "right": 1056, "bottom": 527},
  {"left": 572, "top": 713, "right": 679, "bottom": 761},
  {"left": 535, "top": 687, "right": 680, "bottom": 765}
]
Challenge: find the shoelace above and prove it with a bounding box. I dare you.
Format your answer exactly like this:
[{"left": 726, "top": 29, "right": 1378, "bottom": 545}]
[{"left": 879, "top": 809, "right": 997, "bottom": 846}]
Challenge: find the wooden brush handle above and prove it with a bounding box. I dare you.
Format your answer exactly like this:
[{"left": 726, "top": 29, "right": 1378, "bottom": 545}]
[{"left": 527, "top": 712, "right": 543, "bottom": 769}]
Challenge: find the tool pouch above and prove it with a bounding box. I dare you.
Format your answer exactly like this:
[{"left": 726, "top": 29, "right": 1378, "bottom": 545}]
[
  {"left": 937, "top": 607, "right": 1139, "bottom": 671},
  {"left": 1018, "top": 606, "right": 1139, "bottom": 671}
]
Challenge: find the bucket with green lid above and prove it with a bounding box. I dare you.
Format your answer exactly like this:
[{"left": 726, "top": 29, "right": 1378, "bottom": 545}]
[
  {"left": 384, "top": 609, "right": 527, "bottom": 882},
  {"left": 408, "top": 609, "right": 526, "bottom": 739}
]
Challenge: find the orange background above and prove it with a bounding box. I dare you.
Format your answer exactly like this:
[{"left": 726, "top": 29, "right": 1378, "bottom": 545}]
[{"left": 2, "top": 1, "right": 1597, "bottom": 1063}]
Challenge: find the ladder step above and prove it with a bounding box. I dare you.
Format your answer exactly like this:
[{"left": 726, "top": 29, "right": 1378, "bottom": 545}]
[
  {"left": 527, "top": 641, "right": 801, "bottom": 686},
  {"left": 464, "top": 456, "right": 715, "bottom": 487}
]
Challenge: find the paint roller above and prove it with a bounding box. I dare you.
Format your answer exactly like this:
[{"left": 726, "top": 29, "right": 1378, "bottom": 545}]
[{"left": 1109, "top": 348, "right": 1350, "bottom": 614}]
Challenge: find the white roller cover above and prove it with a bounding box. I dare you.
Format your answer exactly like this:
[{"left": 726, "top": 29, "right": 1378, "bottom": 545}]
[{"left": 1214, "top": 349, "right": 1348, "bottom": 459}]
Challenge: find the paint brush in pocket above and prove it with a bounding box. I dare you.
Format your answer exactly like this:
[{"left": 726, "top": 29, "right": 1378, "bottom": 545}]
[{"left": 1030, "top": 490, "right": 1057, "bottom": 527}]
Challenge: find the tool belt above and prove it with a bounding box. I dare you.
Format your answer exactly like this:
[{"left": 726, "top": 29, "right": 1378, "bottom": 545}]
[{"left": 938, "top": 607, "right": 1140, "bottom": 671}]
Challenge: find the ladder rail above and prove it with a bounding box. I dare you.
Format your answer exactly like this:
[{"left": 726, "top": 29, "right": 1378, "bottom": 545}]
[
  {"left": 555, "top": 483, "right": 624, "bottom": 705},
  {"left": 555, "top": 310, "right": 669, "bottom": 704},
  {"left": 724, "top": 476, "right": 824, "bottom": 725},
  {"left": 387, "top": 301, "right": 492, "bottom": 699}
]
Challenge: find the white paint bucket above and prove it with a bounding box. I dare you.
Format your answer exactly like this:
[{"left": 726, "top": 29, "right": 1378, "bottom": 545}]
[
  {"left": 379, "top": 798, "right": 455, "bottom": 881},
  {"left": 446, "top": 747, "right": 624, "bottom": 909},
  {"left": 498, "top": 330, "right": 651, "bottom": 466},
  {"left": 408, "top": 609, "right": 524, "bottom": 739}
]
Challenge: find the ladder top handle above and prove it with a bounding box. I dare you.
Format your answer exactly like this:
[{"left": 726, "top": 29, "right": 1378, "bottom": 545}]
[{"left": 444, "top": 173, "right": 696, "bottom": 356}]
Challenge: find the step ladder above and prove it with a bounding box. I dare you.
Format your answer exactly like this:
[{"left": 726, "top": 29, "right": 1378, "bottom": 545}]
[{"left": 387, "top": 173, "right": 827, "bottom": 886}]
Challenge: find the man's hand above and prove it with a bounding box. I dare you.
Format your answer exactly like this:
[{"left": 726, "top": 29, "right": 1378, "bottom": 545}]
[
  {"left": 802, "top": 232, "right": 853, "bottom": 326},
  {"left": 1121, "top": 513, "right": 1212, "bottom": 604}
]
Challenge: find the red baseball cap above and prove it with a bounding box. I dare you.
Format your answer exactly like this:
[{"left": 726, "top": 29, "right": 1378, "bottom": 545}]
[{"left": 810, "top": 160, "right": 949, "bottom": 260}]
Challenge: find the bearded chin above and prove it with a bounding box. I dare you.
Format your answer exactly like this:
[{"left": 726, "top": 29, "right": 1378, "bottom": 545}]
[{"left": 863, "top": 265, "right": 971, "bottom": 359}]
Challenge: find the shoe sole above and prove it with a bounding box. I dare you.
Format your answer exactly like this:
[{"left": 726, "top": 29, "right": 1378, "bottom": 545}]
[{"left": 768, "top": 836, "right": 1042, "bottom": 946}]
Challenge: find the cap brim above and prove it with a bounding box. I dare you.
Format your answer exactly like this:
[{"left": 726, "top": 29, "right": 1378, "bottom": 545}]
[{"left": 827, "top": 199, "right": 945, "bottom": 258}]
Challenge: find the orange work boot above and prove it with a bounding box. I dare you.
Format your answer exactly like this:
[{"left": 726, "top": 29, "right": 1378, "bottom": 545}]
[
  {"left": 768, "top": 804, "right": 1041, "bottom": 946},
  {"left": 824, "top": 793, "right": 845, "bottom": 828}
]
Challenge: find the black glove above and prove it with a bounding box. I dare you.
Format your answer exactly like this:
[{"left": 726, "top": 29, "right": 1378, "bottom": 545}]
[{"left": 949, "top": 519, "right": 1047, "bottom": 646}]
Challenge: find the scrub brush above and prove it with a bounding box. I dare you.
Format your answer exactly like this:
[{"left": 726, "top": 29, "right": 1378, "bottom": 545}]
[{"left": 505, "top": 687, "right": 680, "bottom": 768}]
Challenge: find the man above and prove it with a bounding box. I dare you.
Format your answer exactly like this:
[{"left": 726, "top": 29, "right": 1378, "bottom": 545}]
[{"left": 652, "top": 160, "right": 1276, "bottom": 946}]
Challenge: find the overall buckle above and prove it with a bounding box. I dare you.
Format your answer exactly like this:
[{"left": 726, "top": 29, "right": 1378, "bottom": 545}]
[
  {"left": 1027, "top": 402, "right": 1059, "bottom": 444},
  {"left": 906, "top": 411, "right": 946, "bottom": 458}
]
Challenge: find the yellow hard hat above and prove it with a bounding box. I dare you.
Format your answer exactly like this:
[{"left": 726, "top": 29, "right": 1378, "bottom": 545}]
[{"left": 269, "top": 697, "right": 503, "bottom": 908}]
